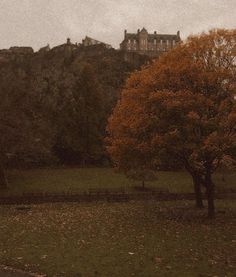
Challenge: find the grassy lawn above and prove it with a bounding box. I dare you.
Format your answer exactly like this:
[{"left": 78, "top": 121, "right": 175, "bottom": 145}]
[
  {"left": 0, "top": 200, "right": 235, "bottom": 276},
  {"left": 3, "top": 167, "right": 236, "bottom": 196}
]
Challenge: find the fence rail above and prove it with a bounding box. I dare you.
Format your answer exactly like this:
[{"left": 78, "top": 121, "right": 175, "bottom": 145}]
[{"left": 0, "top": 191, "right": 235, "bottom": 205}]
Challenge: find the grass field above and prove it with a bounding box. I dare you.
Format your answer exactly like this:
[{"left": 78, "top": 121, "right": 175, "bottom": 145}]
[
  {"left": 3, "top": 167, "right": 236, "bottom": 196},
  {"left": 0, "top": 200, "right": 235, "bottom": 276}
]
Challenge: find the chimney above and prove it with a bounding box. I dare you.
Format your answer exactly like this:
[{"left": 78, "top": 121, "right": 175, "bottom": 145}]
[
  {"left": 154, "top": 31, "right": 157, "bottom": 35},
  {"left": 124, "top": 30, "right": 127, "bottom": 38},
  {"left": 67, "top": 38, "right": 71, "bottom": 45},
  {"left": 137, "top": 29, "right": 140, "bottom": 34},
  {"left": 177, "top": 31, "right": 180, "bottom": 37}
]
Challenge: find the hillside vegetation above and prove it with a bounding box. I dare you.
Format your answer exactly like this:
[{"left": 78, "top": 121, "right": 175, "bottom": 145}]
[{"left": 0, "top": 44, "right": 149, "bottom": 169}]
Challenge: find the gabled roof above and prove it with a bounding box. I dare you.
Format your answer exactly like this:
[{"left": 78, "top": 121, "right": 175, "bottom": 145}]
[
  {"left": 140, "top": 27, "right": 148, "bottom": 33},
  {"left": 124, "top": 32, "right": 180, "bottom": 42},
  {"left": 84, "top": 36, "right": 101, "bottom": 43},
  {"left": 125, "top": 33, "right": 137, "bottom": 39},
  {"left": 148, "top": 34, "right": 180, "bottom": 41},
  {"left": 83, "top": 36, "right": 112, "bottom": 47}
]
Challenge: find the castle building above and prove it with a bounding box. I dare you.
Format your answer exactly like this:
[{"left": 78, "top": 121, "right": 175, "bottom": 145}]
[
  {"left": 51, "top": 38, "right": 78, "bottom": 53},
  {"left": 38, "top": 44, "right": 50, "bottom": 53},
  {"left": 9, "top": 46, "right": 34, "bottom": 54},
  {"left": 82, "top": 36, "right": 112, "bottom": 49},
  {"left": 120, "top": 28, "right": 181, "bottom": 58}
]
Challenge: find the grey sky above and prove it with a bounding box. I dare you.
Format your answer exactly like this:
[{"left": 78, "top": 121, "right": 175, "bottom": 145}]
[{"left": 0, "top": 0, "right": 235, "bottom": 50}]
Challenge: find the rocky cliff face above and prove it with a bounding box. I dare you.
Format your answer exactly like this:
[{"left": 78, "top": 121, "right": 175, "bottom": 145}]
[{"left": 0, "top": 43, "right": 149, "bottom": 87}]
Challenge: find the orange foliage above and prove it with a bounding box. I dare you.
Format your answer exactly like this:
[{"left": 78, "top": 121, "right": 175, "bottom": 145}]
[
  {"left": 107, "top": 29, "right": 236, "bottom": 168},
  {"left": 106, "top": 29, "right": 236, "bottom": 217}
]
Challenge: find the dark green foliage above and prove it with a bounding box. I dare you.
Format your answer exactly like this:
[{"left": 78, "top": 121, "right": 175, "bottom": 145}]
[
  {"left": 52, "top": 63, "right": 106, "bottom": 164},
  {"left": 0, "top": 62, "right": 53, "bottom": 187},
  {"left": 0, "top": 45, "right": 144, "bottom": 170}
]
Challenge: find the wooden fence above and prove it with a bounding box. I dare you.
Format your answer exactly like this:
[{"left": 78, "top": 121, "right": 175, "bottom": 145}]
[{"left": 0, "top": 190, "right": 235, "bottom": 205}]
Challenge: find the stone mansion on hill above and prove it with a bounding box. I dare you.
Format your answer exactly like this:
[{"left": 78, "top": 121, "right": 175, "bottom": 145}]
[
  {"left": 0, "top": 28, "right": 181, "bottom": 59},
  {"left": 82, "top": 28, "right": 181, "bottom": 58},
  {"left": 120, "top": 28, "right": 181, "bottom": 58}
]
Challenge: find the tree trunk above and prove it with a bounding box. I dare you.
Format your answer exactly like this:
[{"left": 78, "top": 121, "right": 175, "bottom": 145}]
[
  {"left": 85, "top": 115, "right": 90, "bottom": 166},
  {"left": 142, "top": 180, "right": 145, "bottom": 188},
  {"left": 0, "top": 163, "right": 8, "bottom": 189},
  {"left": 206, "top": 177, "right": 215, "bottom": 219},
  {"left": 192, "top": 175, "right": 204, "bottom": 208},
  {"left": 184, "top": 162, "right": 204, "bottom": 208}
]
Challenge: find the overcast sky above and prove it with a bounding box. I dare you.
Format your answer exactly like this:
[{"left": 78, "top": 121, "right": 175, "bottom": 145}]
[{"left": 0, "top": 0, "right": 235, "bottom": 50}]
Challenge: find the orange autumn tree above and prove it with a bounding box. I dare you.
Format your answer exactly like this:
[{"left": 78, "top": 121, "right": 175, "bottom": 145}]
[{"left": 107, "top": 29, "right": 236, "bottom": 218}]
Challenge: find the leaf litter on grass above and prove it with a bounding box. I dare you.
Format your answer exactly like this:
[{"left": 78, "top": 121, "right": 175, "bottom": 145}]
[{"left": 0, "top": 200, "right": 235, "bottom": 276}]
